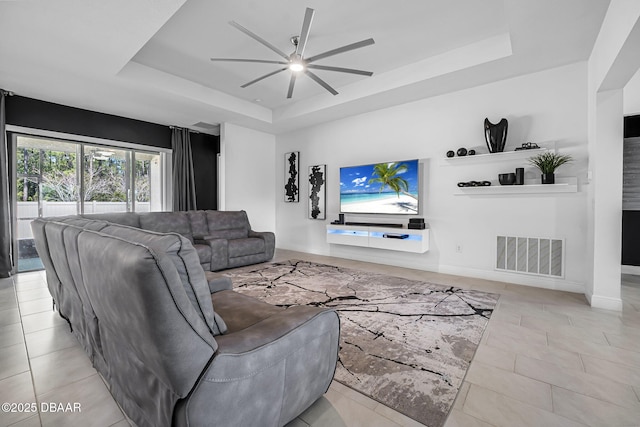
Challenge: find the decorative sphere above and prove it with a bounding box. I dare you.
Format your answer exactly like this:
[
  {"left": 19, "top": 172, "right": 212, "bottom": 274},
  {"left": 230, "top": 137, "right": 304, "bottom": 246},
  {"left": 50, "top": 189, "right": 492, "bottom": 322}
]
[
  {"left": 468, "top": 149, "right": 476, "bottom": 155},
  {"left": 446, "top": 150, "right": 455, "bottom": 158},
  {"left": 457, "top": 148, "right": 468, "bottom": 156}
]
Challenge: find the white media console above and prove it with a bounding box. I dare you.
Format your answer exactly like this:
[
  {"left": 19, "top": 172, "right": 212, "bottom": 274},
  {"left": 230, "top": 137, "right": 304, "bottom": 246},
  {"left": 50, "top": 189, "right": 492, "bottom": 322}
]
[{"left": 326, "top": 224, "right": 430, "bottom": 253}]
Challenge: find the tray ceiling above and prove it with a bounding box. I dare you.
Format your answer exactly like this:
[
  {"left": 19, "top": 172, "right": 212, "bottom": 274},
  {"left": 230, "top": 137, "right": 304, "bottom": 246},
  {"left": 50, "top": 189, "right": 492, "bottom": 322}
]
[{"left": 0, "top": 0, "right": 610, "bottom": 134}]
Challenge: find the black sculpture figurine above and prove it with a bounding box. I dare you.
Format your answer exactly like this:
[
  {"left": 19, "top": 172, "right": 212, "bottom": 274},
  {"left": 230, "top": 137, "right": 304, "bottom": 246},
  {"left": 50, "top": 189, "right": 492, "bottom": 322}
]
[{"left": 484, "top": 118, "right": 508, "bottom": 153}]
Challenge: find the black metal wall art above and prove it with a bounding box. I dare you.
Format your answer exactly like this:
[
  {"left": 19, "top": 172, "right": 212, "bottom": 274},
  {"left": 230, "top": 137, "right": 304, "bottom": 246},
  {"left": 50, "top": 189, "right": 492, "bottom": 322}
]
[
  {"left": 308, "top": 164, "right": 326, "bottom": 219},
  {"left": 284, "top": 151, "right": 299, "bottom": 202}
]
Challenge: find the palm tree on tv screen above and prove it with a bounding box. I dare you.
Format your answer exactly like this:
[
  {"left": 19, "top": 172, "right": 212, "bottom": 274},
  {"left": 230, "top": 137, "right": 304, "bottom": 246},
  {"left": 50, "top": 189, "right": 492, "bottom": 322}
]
[{"left": 368, "top": 162, "right": 417, "bottom": 200}]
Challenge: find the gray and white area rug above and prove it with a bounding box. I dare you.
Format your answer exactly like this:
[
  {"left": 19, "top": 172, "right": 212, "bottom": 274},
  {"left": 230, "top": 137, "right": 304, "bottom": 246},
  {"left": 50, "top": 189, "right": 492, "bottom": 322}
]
[{"left": 224, "top": 260, "right": 499, "bottom": 426}]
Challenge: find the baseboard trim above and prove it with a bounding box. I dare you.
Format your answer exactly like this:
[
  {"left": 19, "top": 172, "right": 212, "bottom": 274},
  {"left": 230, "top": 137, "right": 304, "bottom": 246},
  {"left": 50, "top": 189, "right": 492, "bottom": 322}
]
[
  {"left": 436, "top": 264, "right": 585, "bottom": 294},
  {"left": 587, "top": 293, "right": 623, "bottom": 311},
  {"left": 295, "top": 244, "right": 586, "bottom": 294},
  {"left": 621, "top": 265, "right": 640, "bottom": 275}
]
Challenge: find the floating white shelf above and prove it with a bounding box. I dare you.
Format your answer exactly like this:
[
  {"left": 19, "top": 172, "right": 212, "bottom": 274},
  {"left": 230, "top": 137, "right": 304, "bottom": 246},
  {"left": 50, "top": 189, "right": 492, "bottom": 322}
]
[
  {"left": 453, "top": 177, "right": 578, "bottom": 195},
  {"left": 441, "top": 147, "right": 549, "bottom": 165},
  {"left": 326, "top": 224, "right": 429, "bottom": 253}
]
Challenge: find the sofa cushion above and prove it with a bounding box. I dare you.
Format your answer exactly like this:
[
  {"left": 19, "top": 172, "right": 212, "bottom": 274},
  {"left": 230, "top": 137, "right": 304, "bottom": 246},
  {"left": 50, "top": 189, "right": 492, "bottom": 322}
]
[
  {"left": 54, "top": 217, "right": 110, "bottom": 231},
  {"left": 99, "top": 224, "right": 227, "bottom": 336},
  {"left": 59, "top": 223, "right": 108, "bottom": 375},
  {"left": 205, "top": 228, "right": 248, "bottom": 240},
  {"left": 228, "top": 238, "right": 266, "bottom": 258},
  {"left": 211, "top": 290, "right": 282, "bottom": 333},
  {"left": 43, "top": 222, "right": 89, "bottom": 348},
  {"left": 187, "top": 211, "right": 208, "bottom": 239},
  {"left": 139, "top": 212, "right": 194, "bottom": 243},
  {"left": 31, "top": 218, "right": 63, "bottom": 306},
  {"left": 204, "top": 272, "right": 233, "bottom": 294},
  {"left": 205, "top": 210, "right": 250, "bottom": 234},
  {"left": 193, "top": 244, "right": 212, "bottom": 265},
  {"left": 81, "top": 212, "right": 141, "bottom": 228}
]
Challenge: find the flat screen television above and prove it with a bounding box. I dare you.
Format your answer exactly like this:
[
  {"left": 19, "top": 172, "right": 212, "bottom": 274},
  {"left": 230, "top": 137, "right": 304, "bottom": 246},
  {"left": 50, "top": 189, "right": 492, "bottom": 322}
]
[{"left": 340, "top": 159, "right": 420, "bottom": 214}]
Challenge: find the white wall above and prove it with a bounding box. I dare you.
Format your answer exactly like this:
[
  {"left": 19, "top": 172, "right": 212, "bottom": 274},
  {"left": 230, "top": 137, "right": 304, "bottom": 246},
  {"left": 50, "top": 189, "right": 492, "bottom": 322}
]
[
  {"left": 220, "top": 122, "right": 276, "bottom": 232},
  {"left": 585, "top": 0, "right": 640, "bottom": 310},
  {"left": 588, "top": 89, "right": 624, "bottom": 310},
  {"left": 275, "top": 63, "right": 589, "bottom": 292},
  {"left": 624, "top": 68, "right": 640, "bottom": 115}
]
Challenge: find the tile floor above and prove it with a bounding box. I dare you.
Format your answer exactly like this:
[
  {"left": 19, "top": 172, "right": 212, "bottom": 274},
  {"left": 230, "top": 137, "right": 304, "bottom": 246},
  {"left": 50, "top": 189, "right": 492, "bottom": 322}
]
[{"left": 1, "top": 249, "right": 639, "bottom": 427}]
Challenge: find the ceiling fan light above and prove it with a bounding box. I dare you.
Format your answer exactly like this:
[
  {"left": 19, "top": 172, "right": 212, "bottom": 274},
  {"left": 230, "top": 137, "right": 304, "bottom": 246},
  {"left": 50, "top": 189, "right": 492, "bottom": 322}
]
[{"left": 289, "top": 62, "right": 304, "bottom": 72}]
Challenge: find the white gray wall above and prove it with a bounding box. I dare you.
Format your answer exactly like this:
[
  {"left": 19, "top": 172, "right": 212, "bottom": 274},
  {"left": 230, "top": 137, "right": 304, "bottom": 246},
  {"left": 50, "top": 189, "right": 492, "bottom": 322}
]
[
  {"left": 625, "top": 68, "right": 640, "bottom": 115},
  {"left": 275, "top": 62, "right": 589, "bottom": 293},
  {"left": 585, "top": 0, "right": 640, "bottom": 310},
  {"left": 219, "top": 122, "right": 276, "bottom": 233}
]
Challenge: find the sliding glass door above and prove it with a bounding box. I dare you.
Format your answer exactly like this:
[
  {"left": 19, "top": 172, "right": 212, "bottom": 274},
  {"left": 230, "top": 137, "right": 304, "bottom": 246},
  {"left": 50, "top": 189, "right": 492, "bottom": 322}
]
[
  {"left": 83, "top": 145, "right": 130, "bottom": 213},
  {"left": 133, "top": 150, "right": 163, "bottom": 212},
  {"left": 15, "top": 137, "right": 80, "bottom": 271},
  {"left": 13, "top": 134, "right": 168, "bottom": 272}
]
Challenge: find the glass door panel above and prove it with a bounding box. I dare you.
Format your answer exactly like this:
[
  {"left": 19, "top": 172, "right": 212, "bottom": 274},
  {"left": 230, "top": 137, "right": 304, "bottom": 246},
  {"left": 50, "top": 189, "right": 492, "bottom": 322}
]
[
  {"left": 133, "top": 151, "right": 162, "bottom": 212},
  {"left": 83, "top": 146, "right": 130, "bottom": 213},
  {"left": 15, "top": 136, "right": 79, "bottom": 272},
  {"left": 15, "top": 177, "right": 42, "bottom": 272}
]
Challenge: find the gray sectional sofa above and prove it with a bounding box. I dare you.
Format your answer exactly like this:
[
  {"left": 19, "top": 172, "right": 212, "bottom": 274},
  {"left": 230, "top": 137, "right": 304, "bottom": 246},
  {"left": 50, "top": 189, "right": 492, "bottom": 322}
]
[
  {"left": 72, "top": 210, "right": 275, "bottom": 271},
  {"left": 31, "top": 215, "right": 340, "bottom": 427}
]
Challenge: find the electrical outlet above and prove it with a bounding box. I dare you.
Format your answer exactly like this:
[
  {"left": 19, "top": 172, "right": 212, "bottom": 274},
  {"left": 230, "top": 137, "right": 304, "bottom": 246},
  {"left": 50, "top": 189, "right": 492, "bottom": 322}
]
[{"left": 455, "top": 243, "right": 463, "bottom": 253}]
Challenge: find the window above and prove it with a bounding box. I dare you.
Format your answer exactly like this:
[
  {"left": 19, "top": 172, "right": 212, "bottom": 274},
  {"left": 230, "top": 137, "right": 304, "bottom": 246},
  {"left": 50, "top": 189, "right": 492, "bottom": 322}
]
[{"left": 13, "top": 133, "right": 171, "bottom": 272}]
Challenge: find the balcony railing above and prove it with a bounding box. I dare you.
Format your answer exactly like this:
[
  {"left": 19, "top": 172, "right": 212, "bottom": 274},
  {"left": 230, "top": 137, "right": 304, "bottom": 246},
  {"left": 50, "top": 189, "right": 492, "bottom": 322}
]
[{"left": 17, "top": 201, "right": 151, "bottom": 239}]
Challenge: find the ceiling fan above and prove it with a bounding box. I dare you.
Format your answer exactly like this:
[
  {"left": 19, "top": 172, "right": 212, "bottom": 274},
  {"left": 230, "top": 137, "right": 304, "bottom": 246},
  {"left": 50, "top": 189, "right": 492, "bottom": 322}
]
[{"left": 210, "top": 7, "right": 375, "bottom": 99}]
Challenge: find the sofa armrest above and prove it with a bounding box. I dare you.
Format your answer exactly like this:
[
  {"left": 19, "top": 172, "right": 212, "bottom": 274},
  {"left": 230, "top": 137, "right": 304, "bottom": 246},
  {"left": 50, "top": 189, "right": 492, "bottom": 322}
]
[
  {"left": 204, "top": 271, "right": 233, "bottom": 293},
  {"left": 248, "top": 230, "right": 275, "bottom": 259},
  {"left": 198, "top": 237, "right": 228, "bottom": 271},
  {"left": 176, "top": 307, "right": 339, "bottom": 427},
  {"left": 214, "top": 305, "right": 335, "bottom": 355}
]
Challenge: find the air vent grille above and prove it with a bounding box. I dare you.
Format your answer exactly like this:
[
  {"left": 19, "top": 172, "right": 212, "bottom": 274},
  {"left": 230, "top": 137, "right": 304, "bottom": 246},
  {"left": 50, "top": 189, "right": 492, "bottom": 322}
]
[
  {"left": 496, "top": 236, "right": 563, "bottom": 278},
  {"left": 192, "top": 122, "right": 220, "bottom": 130}
]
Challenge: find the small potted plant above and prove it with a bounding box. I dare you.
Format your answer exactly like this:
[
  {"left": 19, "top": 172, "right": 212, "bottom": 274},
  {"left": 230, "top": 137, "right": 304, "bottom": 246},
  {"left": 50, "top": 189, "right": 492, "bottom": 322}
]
[{"left": 528, "top": 152, "right": 572, "bottom": 184}]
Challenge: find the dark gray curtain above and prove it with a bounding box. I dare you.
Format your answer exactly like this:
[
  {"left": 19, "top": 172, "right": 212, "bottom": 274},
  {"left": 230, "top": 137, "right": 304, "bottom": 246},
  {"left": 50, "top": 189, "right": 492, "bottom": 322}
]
[
  {"left": 0, "top": 90, "right": 12, "bottom": 277},
  {"left": 171, "top": 127, "right": 197, "bottom": 211}
]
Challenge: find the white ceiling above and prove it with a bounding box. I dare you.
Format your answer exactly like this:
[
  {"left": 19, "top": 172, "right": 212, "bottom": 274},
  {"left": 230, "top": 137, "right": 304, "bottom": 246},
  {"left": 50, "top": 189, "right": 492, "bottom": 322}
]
[{"left": 0, "top": 0, "right": 610, "bottom": 135}]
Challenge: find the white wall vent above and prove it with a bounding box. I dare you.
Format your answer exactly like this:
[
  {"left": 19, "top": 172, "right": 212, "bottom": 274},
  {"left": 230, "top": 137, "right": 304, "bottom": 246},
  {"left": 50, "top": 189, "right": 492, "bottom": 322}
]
[
  {"left": 191, "top": 122, "right": 221, "bottom": 134},
  {"left": 496, "top": 236, "right": 564, "bottom": 278}
]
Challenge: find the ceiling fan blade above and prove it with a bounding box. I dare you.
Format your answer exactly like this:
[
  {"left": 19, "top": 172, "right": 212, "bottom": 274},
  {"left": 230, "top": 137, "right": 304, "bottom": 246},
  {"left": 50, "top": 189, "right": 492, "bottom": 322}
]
[
  {"left": 304, "top": 70, "right": 338, "bottom": 95},
  {"left": 229, "top": 21, "right": 290, "bottom": 60},
  {"left": 307, "top": 64, "right": 373, "bottom": 76},
  {"left": 210, "top": 58, "right": 288, "bottom": 65},
  {"left": 306, "top": 38, "right": 375, "bottom": 63},
  {"left": 296, "top": 8, "right": 315, "bottom": 57},
  {"left": 241, "top": 67, "right": 288, "bottom": 88},
  {"left": 287, "top": 74, "right": 297, "bottom": 99}
]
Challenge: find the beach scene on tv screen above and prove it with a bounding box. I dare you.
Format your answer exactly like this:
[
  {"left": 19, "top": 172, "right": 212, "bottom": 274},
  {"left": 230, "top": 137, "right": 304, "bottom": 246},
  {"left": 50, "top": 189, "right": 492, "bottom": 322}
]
[{"left": 340, "top": 159, "right": 419, "bottom": 214}]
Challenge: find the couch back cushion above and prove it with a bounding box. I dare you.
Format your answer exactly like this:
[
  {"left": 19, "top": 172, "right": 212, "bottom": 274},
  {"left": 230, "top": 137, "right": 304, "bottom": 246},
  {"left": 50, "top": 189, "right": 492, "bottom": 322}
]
[
  {"left": 139, "top": 212, "right": 194, "bottom": 243},
  {"left": 204, "top": 210, "right": 250, "bottom": 237},
  {"left": 60, "top": 223, "right": 107, "bottom": 369},
  {"left": 80, "top": 212, "right": 141, "bottom": 228},
  {"left": 187, "top": 210, "right": 208, "bottom": 239},
  {"left": 206, "top": 228, "right": 248, "bottom": 240},
  {"left": 99, "top": 224, "right": 227, "bottom": 336},
  {"left": 43, "top": 222, "right": 86, "bottom": 332},
  {"left": 76, "top": 230, "right": 216, "bottom": 427},
  {"left": 30, "top": 219, "right": 62, "bottom": 306},
  {"left": 54, "top": 217, "right": 109, "bottom": 231}
]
